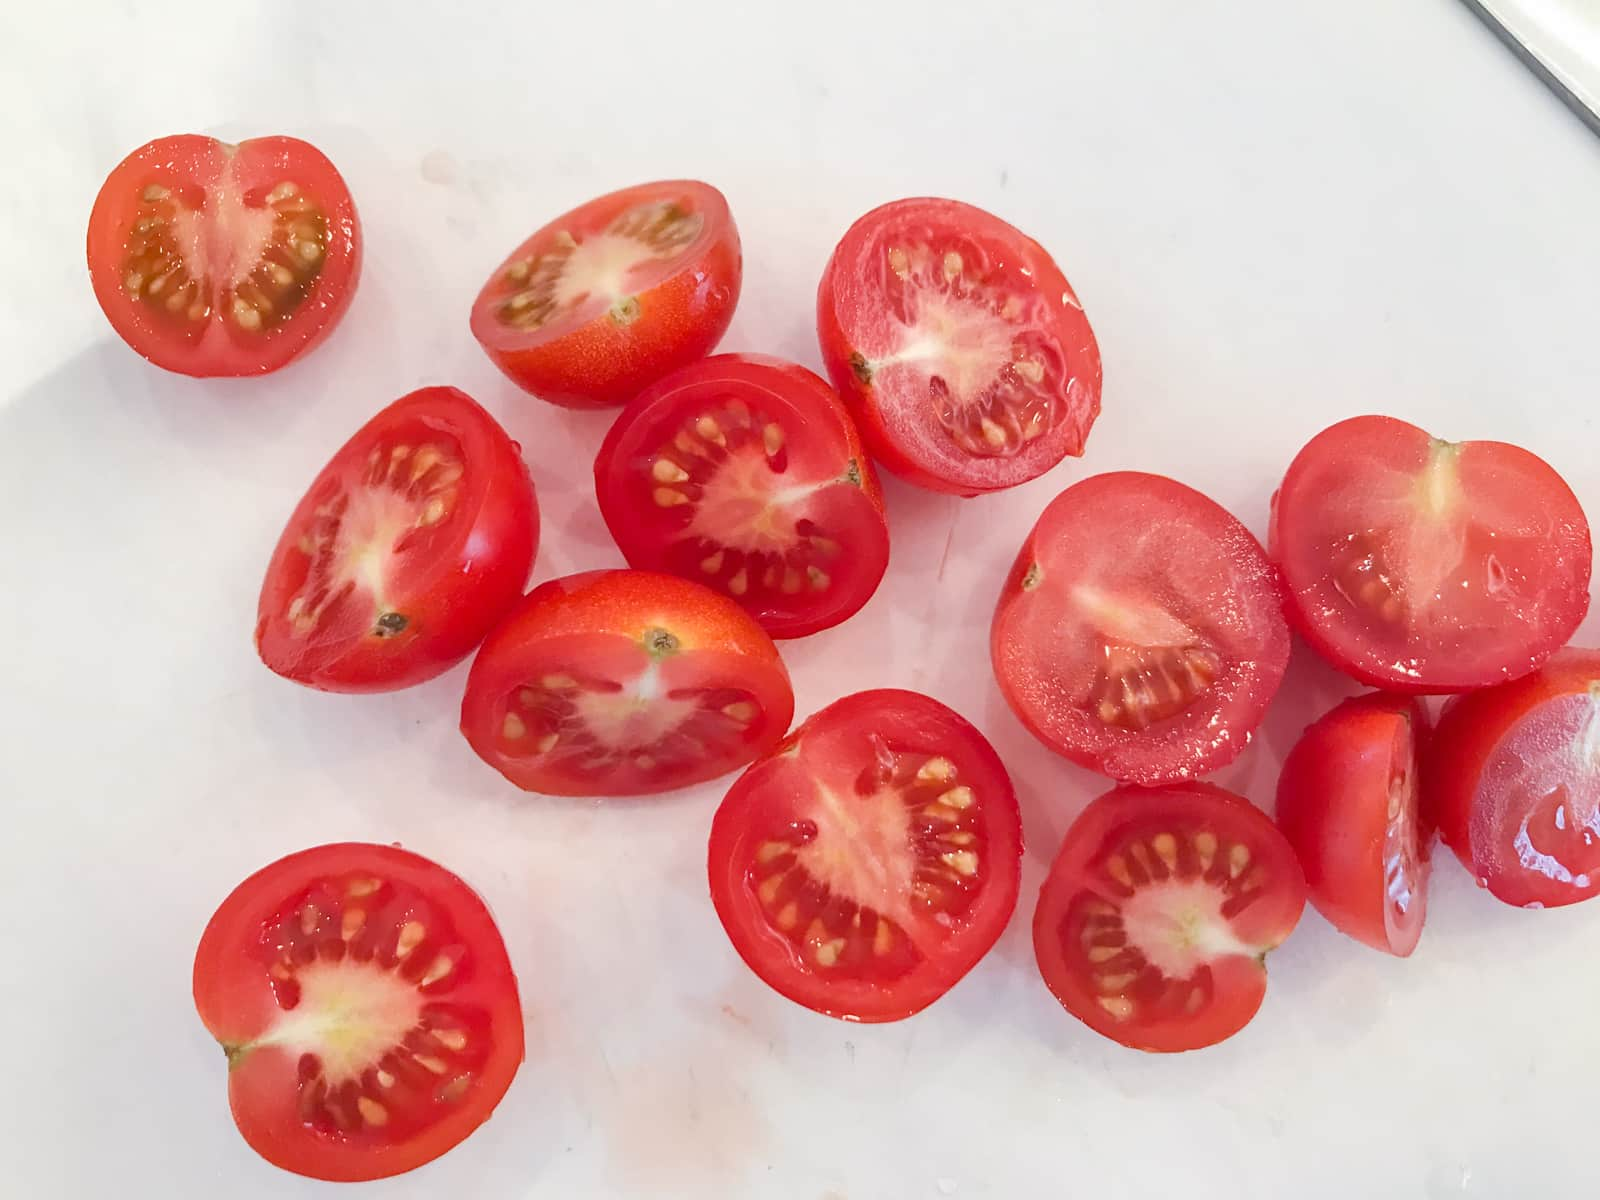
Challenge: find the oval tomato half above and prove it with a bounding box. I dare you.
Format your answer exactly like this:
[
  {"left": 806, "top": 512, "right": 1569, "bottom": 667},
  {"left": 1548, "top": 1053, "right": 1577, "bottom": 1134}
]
[
  {"left": 256, "top": 387, "right": 538, "bottom": 692},
  {"left": 470, "top": 180, "right": 741, "bottom": 408},
  {"left": 816, "top": 197, "right": 1101, "bottom": 495},
  {"left": 709, "top": 689, "right": 1022, "bottom": 1022},
  {"left": 1427, "top": 648, "right": 1600, "bottom": 909},
  {"left": 460, "top": 570, "right": 794, "bottom": 796},
  {"left": 192, "top": 843, "right": 524, "bottom": 1182},
  {"left": 87, "top": 134, "right": 360, "bottom": 376},
  {"left": 594, "top": 353, "right": 890, "bottom": 638},
  {"left": 1276, "top": 693, "right": 1431, "bottom": 955},
  {"left": 1033, "top": 784, "right": 1306, "bottom": 1052},
  {"left": 992, "top": 472, "right": 1291, "bottom": 785},
  {"left": 1271, "top": 415, "right": 1591, "bottom": 692}
]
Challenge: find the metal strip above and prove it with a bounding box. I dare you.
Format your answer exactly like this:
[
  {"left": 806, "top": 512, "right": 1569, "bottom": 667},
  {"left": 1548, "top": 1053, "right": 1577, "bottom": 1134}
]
[{"left": 1460, "top": 0, "right": 1600, "bottom": 136}]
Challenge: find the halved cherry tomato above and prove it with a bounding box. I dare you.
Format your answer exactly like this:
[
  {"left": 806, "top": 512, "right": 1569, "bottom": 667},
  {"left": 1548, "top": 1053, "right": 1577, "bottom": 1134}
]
[
  {"left": 1271, "top": 415, "right": 1591, "bottom": 692},
  {"left": 709, "top": 689, "right": 1022, "bottom": 1022},
  {"left": 816, "top": 197, "right": 1101, "bottom": 495},
  {"left": 87, "top": 134, "right": 360, "bottom": 376},
  {"left": 256, "top": 387, "right": 538, "bottom": 693},
  {"left": 1427, "top": 648, "right": 1600, "bottom": 909},
  {"left": 1034, "top": 784, "right": 1306, "bottom": 1052},
  {"left": 991, "top": 472, "right": 1290, "bottom": 785},
  {"left": 192, "top": 843, "right": 524, "bottom": 1182},
  {"left": 1276, "top": 693, "right": 1431, "bottom": 955},
  {"left": 460, "top": 569, "right": 793, "bottom": 796},
  {"left": 470, "top": 180, "right": 741, "bottom": 408},
  {"left": 594, "top": 353, "right": 890, "bottom": 638}
]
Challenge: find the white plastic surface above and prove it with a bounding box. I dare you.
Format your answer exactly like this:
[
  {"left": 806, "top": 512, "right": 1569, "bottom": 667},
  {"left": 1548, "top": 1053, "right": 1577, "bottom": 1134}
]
[{"left": 3, "top": 2, "right": 1600, "bottom": 1197}]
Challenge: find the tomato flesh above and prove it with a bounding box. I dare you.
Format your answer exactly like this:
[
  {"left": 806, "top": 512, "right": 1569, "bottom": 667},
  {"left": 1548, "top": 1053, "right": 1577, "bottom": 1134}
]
[
  {"left": 709, "top": 690, "right": 1022, "bottom": 1021},
  {"left": 1033, "top": 784, "right": 1306, "bottom": 1052},
  {"left": 192, "top": 844, "right": 523, "bottom": 1182}
]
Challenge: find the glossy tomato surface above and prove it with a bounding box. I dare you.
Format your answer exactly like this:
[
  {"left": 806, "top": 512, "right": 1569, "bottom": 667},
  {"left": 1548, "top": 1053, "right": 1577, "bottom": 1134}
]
[
  {"left": 1428, "top": 648, "right": 1600, "bottom": 909},
  {"left": 992, "top": 472, "right": 1290, "bottom": 785},
  {"left": 594, "top": 353, "right": 889, "bottom": 638},
  {"left": 256, "top": 387, "right": 538, "bottom": 693},
  {"left": 471, "top": 180, "right": 740, "bottom": 408},
  {"left": 1276, "top": 693, "right": 1431, "bottom": 955},
  {"left": 1271, "top": 415, "right": 1590, "bottom": 692},
  {"left": 816, "top": 197, "right": 1101, "bottom": 495},
  {"left": 88, "top": 134, "right": 360, "bottom": 376},
  {"left": 460, "top": 569, "right": 793, "bottom": 796},
  {"left": 709, "top": 689, "right": 1022, "bottom": 1022},
  {"left": 192, "top": 843, "right": 524, "bottom": 1182},
  {"left": 1033, "top": 784, "right": 1306, "bottom": 1052}
]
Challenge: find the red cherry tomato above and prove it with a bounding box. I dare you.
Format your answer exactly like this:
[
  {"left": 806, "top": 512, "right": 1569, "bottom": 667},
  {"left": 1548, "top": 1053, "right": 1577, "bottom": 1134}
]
[
  {"left": 470, "top": 180, "right": 741, "bottom": 408},
  {"left": 1276, "top": 693, "right": 1431, "bottom": 955},
  {"left": 87, "top": 134, "right": 360, "bottom": 376},
  {"left": 460, "top": 570, "right": 794, "bottom": 796},
  {"left": 991, "top": 472, "right": 1291, "bottom": 785},
  {"left": 816, "top": 197, "right": 1101, "bottom": 495},
  {"left": 1427, "top": 648, "right": 1600, "bottom": 909},
  {"left": 1271, "top": 415, "right": 1591, "bottom": 692},
  {"left": 256, "top": 387, "right": 538, "bottom": 693},
  {"left": 709, "top": 689, "right": 1022, "bottom": 1022},
  {"left": 594, "top": 353, "right": 890, "bottom": 638},
  {"left": 1033, "top": 783, "right": 1306, "bottom": 1052},
  {"left": 192, "top": 843, "right": 524, "bottom": 1182}
]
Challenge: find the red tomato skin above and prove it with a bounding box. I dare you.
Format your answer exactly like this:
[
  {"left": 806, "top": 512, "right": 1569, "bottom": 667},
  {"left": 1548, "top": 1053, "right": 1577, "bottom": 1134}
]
[
  {"left": 1275, "top": 693, "right": 1430, "bottom": 956},
  {"left": 87, "top": 134, "right": 361, "bottom": 377},
  {"left": 470, "top": 181, "right": 741, "bottom": 409},
  {"left": 255, "top": 388, "right": 538, "bottom": 693}
]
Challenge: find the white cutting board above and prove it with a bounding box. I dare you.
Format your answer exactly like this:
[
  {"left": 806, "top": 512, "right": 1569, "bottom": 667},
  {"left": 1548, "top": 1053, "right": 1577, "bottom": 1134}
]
[{"left": 3, "top": 2, "right": 1599, "bottom": 1197}]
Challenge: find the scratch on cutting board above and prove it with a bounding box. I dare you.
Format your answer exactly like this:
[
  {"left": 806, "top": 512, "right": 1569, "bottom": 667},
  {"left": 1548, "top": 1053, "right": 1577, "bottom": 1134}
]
[{"left": 913, "top": 499, "right": 963, "bottom": 687}]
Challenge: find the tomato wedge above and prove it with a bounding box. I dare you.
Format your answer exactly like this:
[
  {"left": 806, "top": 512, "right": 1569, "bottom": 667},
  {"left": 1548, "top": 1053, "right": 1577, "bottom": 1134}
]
[
  {"left": 256, "top": 387, "right": 538, "bottom": 693},
  {"left": 992, "top": 472, "right": 1291, "bottom": 785},
  {"left": 192, "top": 843, "right": 524, "bottom": 1182},
  {"left": 816, "top": 197, "right": 1101, "bottom": 495},
  {"left": 470, "top": 180, "right": 741, "bottom": 408},
  {"left": 460, "top": 569, "right": 793, "bottom": 796},
  {"left": 87, "top": 134, "right": 360, "bottom": 376},
  {"left": 709, "top": 689, "right": 1022, "bottom": 1022},
  {"left": 1271, "top": 415, "right": 1591, "bottom": 691},
  {"left": 1033, "top": 784, "right": 1306, "bottom": 1052},
  {"left": 594, "top": 353, "right": 890, "bottom": 638},
  {"left": 1276, "top": 693, "right": 1431, "bottom": 955},
  {"left": 1428, "top": 648, "right": 1600, "bottom": 909}
]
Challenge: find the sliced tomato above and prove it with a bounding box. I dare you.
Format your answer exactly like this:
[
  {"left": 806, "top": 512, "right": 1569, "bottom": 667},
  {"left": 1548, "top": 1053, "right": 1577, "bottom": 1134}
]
[
  {"left": 594, "top": 353, "right": 890, "bottom": 638},
  {"left": 256, "top": 387, "right": 538, "bottom": 692},
  {"left": 816, "top": 197, "right": 1101, "bottom": 495},
  {"left": 460, "top": 569, "right": 793, "bottom": 796},
  {"left": 470, "top": 180, "right": 741, "bottom": 408},
  {"left": 1276, "top": 693, "right": 1431, "bottom": 955},
  {"left": 192, "top": 843, "right": 524, "bottom": 1182},
  {"left": 1271, "top": 415, "right": 1591, "bottom": 692},
  {"left": 87, "top": 134, "right": 360, "bottom": 376},
  {"left": 708, "top": 689, "right": 1022, "bottom": 1022},
  {"left": 1427, "top": 649, "right": 1600, "bottom": 909},
  {"left": 1034, "top": 784, "right": 1306, "bottom": 1052},
  {"left": 991, "top": 472, "right": 1290, "bottom": 785}
]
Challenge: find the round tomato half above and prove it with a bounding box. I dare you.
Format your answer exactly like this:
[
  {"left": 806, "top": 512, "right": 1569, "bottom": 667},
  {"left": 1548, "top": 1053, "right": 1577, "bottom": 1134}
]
[
  {"left": 192, "top": 843, "right": 524, "bottom": 1182},
  {"left": 709, "top": 689, "right": 1022, "bottom": 1022},
  {"left": 1427, "top": 648, "right": 1600, "bottom": 909},
  {"left": 87, "top": 134, "right": 360, "bottom": 376},
  {"left": 1033, "top": 784, "right": 1306, "bottom": 1052},
  {"left": 992, "top": 472, "right": 1291, "bottom": 785},
  {"left": 1271, "top": 415, "right": 1591, "bottom": 692},
  {"left": 816, "top": 197, "right": 1101, "bottom": 495},
  {"left": 1276, "top": 693, "right": 1431, "bottom": 955},
  {"left": 256, "top": 387, "right": 538, "bottom": 692},
  {"left": 460, "top": 569, "right": 794, "bottom": 796},
  {"left": 594, "top": 353, "right": 890, "bottom": 638},
  {"left": 470, "top": 180, "right": 741, "bottom": 408}
]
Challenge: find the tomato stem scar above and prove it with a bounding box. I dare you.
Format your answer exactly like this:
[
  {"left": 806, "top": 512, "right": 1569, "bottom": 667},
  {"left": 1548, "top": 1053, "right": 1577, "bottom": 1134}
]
[{"left": 643, "top": 627, "right": 680, "bottom": 657}]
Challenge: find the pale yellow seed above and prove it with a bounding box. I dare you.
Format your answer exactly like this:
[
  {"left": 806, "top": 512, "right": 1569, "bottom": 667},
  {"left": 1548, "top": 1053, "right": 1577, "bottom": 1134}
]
[
  {"left": 729, "top": 568, "right": 748, "bottom": 596},
  {"left": 267, "top": 181, "right": 300, "bottom": 203},
  {"left": 420, "top": 955, "right": 454, "bottom": 987},
  {"left": 341, "top": 909, "right": 365, "bottom": 940},
  {"left": 756, "top": 873, "right": 785, "bottom": 904},
  {"left": 943, "top": 250, "right": 963, "bottom": 279},
  {"left": 700, "top": 550, "right": 725, "bottom": 574},
  {"left": 980, "top": 417, "right": 1007, "bottom": 448},
  {"left": 1087, "top": 945, "right": 1122, "bottom": 963},
  {"left": 433, "top": 1029, "right": 467, "bottom": 1052},
  {"left": 653, "top": 487, "right": 689, "bottom": 508},
  {"left": 941, "top": 850, "right": 979, "bottom": 877},
  {"left": 357, "top": 1097, "right": 388, "bottom": 1126},
  {"left": 873, "top": 919, "right": 894, "bottom": 955},
  {"left": 1195, "top": 831, "right": 1218, "bottom": 871},
  {"left": 1098, "top": 996, "right": 1135, "bottom": 1020},
  {"left": 396, "top": 921, "right": 426, "bottom": 958},
  {"left": 269, "top": 262, "right": 295, "bottom": 286},
  {"left": 414, "top": 1055, "right": 449, "bottom": 1075},
  {"left": 297, "top": 240, "right": 323, "bottom": 263},
  {"left": 542, "top": 673, "right": 577, "bottom": 690},
  {"left": 762, "top": 424, "right": 784, "bottom": 455},
  {"left": 502, "top": 712, "right": 526, "bottom": 739},
  {"left": 142, "top": 184, "right": 170, "bottom": 201},
  {"left": 942, "top": 831, "right": 975, "bottom": 846},
  {"left": 1152, "top": 833, "right": 1178, "bottom": 872},
  {"left": 695, "top": 415, "right": 725, "bottom": 445},
  {"left": 299, "top": 906, "right": 321, "bottom": 935},
  {"left": 755, "top": 841, "right": 789, "bottom": 864},
  {"left": 125, "top": 271, "right": 145, "bottom": 292},
  {"left": 518, "top": 688, "right": 540, "bottom": 706},
  {"left": 781, "top": 568, "right": 802, "bottom": 594},
  {"left": 419, "top": 496, "right": 447, "bottom": 526},
  {"left": 535, "top": 732, "right": 560, "bottom": 754},
  {"left": 376, "top": 1069, "right": 396, "bottom": 1088},
  {"left": 634, "top": 754, "right": 657, "bottom": 771},
  {"left": 814, "top": 937, "right": 845, "bottom": 967},
  {"left": 1098, "top": 971, "right": 1138, "bottom": 991},
  {"left": 1014, "top": 358, "right": 1045, "bottom": 384},
  {"left": 918, "top": 757, "right": 956, "bottom": 784},
  {"left": 939, "top": 785, "right": 975, "bottom": 810},
  {"left": 887, "top": 246, "right": 909, "bottom": 277},
  {"left": 806, "top": 566, "right": 830, "bottom": 591},
  {"left": 410, "top": 446, "right": 443, "bottom": 480},
  {"left": 923, "top": 803, "right": 960, "bottom": 824},
  {"left": 1106, "top": 855, "right": 1133, "bottom": 889},
  {"left": 1228, "top": 843, "right": 1251, "bottom": 878},
  {"left": 652, "top": 458, "right": 689, "bottom": 484},
  {"left": 347, "top": 878, "right": 381, "bottom": 898},
  {"left": 723, "top": 700, "right": 758, "bottom": 723},
  {"left": 776, "top": 902, "right": 799, "bottom": 930},
  {"left": 232, "top": 298, "right": 262, "bottom": 331}
]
